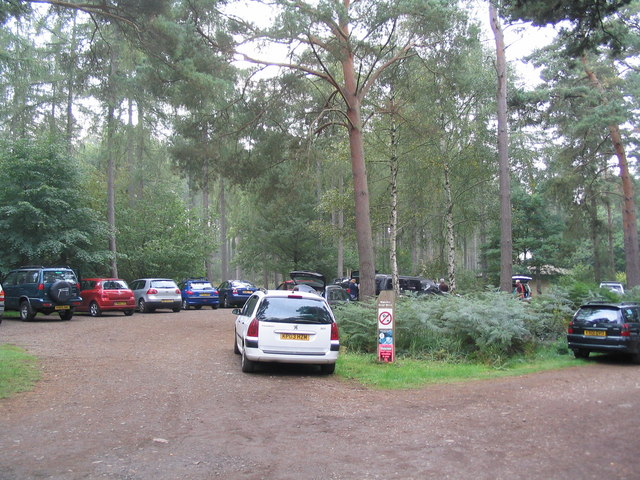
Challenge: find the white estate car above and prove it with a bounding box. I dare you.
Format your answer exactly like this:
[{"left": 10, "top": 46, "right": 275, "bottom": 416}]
[{"left": 233, "top": 289, "right": 340, "bottom": 374}]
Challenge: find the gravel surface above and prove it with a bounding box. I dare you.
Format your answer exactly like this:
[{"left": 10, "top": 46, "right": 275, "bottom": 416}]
[{"left": 1, "top": 308, "right": 639, "bottom": 480}]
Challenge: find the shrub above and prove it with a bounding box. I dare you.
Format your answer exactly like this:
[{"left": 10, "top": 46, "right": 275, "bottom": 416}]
[{"left": 334, "top": 291, "right": 555, "bottom": 363}]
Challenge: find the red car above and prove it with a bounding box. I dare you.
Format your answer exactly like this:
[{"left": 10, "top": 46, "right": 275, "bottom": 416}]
[{"left": 78, "top": 278, "right": 136, "bottom": 317}]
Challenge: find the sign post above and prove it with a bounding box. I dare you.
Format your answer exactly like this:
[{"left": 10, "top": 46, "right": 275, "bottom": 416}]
[{"left": 377, "top": 290, "right": 396, "bottom": 363}]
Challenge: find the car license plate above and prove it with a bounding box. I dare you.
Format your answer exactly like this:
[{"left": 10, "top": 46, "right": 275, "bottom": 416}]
[
  {"left": 200, "top": 293, "right": 210, "bottom": 297},
  {"left": 243, "top": 290, "right": 252, "bottom": 294},
  {"left": 584, "top": 330, "right": 606, "bottom": 337},
  {"left": 114, "top": 301, "right": 126, "bottom": 305},
  {"left": 161, "top": 299, "right": 172, "bottom": 303},
  {"left": 280, "top": 333, "right": 310, "bottom": 341},
  {"left": 54, "top": 305, "right": 70, "bottom": 310}
]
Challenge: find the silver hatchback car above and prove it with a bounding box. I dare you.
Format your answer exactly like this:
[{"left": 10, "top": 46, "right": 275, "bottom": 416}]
[{"left": 130, "top": 278, "right": 182, "bottom": 313}]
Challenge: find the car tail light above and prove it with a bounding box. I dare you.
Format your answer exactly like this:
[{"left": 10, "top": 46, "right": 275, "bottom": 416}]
[
  {"left": 232, "top": 288, "right": 238, "bottom": 294},
  {"left": 567, "top": 322, "right": 574, "bottom": 334},
  {"left": 147, "top": 288, "right": 158, "bottom": 294},
  {"left": 247, "top": 318, "right": 259, "bottom": 337},
  {"left": 38, "top": 283, "right": 45, "bottom": 291},
  {"left": 175, "top": 288, "right": 180, "bottom": 294},
  {"left": 621, "top": 323, "right": 631, "bottom": 337},
  {"left": 0, "top": 290, "right": 4, "bottom": 301},
  {"left": 186, "top": 290, "right": 194, "bottom": 295},
  {"left": 331, "top": 321, "right": 339, "bottom": 340},
  {"left": 288, "top": 295, "right": 303, "bottom": 299}
]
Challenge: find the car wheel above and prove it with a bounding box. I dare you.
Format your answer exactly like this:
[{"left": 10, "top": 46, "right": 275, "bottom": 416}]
[
  {"left": 59, "top": 310, "right": 73, "bottom": 321},
  {"left": 195, "top": 305, "right": 202, "bottom": 310},
  {"left": 233, "top": 330, "right": 240, "bottom": 355},
  {"left": 182, "top": 300, "right": 189, "bottom": 310},
  {"left": 138, "top": 298, "right": 149, "bottom": 313},
  {"left": 172, "top": 306, "right": 181, "bottom": 313},
  {"left": 212, "top": 305, "right": 219, "bottom": 310},
  {"left": 19, "top": 300, "right": 35, "bottom": 321},
  {"left": 124, "top": 310, "right": 134, "bottom": 316},
  {"left": 89, "top": 301, "right": 102, "bottom": 317},
  {"left": 630, "top": 352, "right": 640, "bottom": 364},
  {"left": 241, "top": 347, "right": 256, "bottom": 373},
  {"left": 320, "top": 363, "right": 336, "bottom": 375},
  {"left": 573, "top": 349, "right": 589, "bottom": 359},
  {"left": 223, "top": 295, "right": 230, "bottom": 308}
]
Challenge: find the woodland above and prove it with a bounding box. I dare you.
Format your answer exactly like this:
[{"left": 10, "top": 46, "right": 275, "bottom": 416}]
[{"left": 0, "top": 0, "right": 638, "bottom": 297}]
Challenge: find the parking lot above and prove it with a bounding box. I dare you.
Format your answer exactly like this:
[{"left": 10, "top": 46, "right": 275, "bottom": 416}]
[{"left": 1, "top": 308, "right": 639, "bottom": 479}]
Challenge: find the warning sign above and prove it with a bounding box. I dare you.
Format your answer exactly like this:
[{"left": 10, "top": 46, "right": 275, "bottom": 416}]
[{"left": 378, "top": 309, "right": 393, "bottom": 328}]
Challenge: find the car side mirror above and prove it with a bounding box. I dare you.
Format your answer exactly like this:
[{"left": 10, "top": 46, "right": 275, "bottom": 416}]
[{"left": 231, "top": 308, "right": 241, "bottom": 315}]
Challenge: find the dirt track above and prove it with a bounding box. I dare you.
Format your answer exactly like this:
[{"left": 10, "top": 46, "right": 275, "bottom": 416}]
[{"left": 1, "top": 308, "right": 639, "bottom": 480}]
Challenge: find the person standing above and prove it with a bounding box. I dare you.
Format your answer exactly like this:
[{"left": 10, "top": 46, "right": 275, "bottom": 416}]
[{"left": 348, "top": 278, "right": 359, "bottom": 300}]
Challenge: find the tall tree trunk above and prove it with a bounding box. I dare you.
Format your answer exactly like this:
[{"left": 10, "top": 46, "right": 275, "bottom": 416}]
[
  {"left": 490, "top": 4, "right": 513, "bottom": 292},
  {"left": 588, "top": 192, "right": 603, "bottom": 283},
  {"left": 581, "top": 55, "right": 640, "bottom": 287},
  {"left": 389, "top": 112, "right": 400, "bottom": 296},
  {"left": 219, "top": 177, "right": 229, "bottom": 281},
  {"left": 443, "top": 160, "right": 456, "bottom": 291},
  {"left": 106, "top": 46, "right": 118, "bottom": 278},
  {"left": 340, "top": 7, "right": 376, "bottom": 298},
  {"left": 65, "top": 11, "right": 77, "bottom": 153},
  {"left": 336, "top": 174, "right": 345, "bottom": 279}
]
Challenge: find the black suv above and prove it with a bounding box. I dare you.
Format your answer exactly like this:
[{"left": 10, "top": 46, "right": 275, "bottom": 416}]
[
  {"left": 567, "top": 301, "right": 640, "bottom": 363},
  {"left": 2, "top": 266, "right": 83, "bottom": 321}
]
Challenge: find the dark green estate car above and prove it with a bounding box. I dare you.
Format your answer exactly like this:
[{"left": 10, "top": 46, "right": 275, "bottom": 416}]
[
  {"left": 2, "top": 266, "right": 83, "bottom": 321},
  {"left": 567, "top": 302, "right": 640, "bottom": 363}
]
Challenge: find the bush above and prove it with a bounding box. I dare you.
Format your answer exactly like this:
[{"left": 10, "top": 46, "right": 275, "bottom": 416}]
[{"left": 334, "top": 291, "right": 560, "bottom": 363}]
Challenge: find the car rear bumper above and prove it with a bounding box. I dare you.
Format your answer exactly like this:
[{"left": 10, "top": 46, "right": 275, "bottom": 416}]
[
  {"left": 568, "top": 336, "right": 639, "bottom": 354},
  {"left": 244, "top": 346, "right": 338, "bottom": 365},
  {"left": 185, "top": 297, "right": 219, "bottom": 306},
  {"left": 146, "top": 300, "right": 181, "bottom": 309}
]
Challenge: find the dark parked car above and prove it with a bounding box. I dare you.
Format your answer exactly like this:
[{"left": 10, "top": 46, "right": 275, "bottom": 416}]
[
  {"left": 218, "top": 280, "right": 258, "bottom": 308},
  {"left": 375, "top": 274, "right": 440, "bottom": 296},
  {"left": 77, "top": 278, "right": 135, "bottom": 317},
  {"left": 280, "top": 271, "right": 350, "bottom": 307},
  {"left": 2, "top": 266, "right": 83, "bottom": 321},
  {"left": 179, "top": 278, "right": 219, "bottom": 310},
  {"left": 567, "top": 301, "right": 640, "bottom": 363}
]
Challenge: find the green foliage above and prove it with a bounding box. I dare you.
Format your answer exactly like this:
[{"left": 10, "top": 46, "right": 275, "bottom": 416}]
[
  {"left": 0, "top": 139, "right": 111, "bottom": 274},
  {"left": 334, "top": 291, "right": 568, "bottom": 364}
]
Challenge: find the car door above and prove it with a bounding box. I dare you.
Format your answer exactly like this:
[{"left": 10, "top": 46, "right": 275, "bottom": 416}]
[{"left": 235, "top": 294, "right": 260, "bottom": 346}]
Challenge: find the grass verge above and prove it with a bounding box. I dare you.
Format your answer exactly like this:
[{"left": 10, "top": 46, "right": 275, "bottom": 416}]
[
  {"left": 0, "top": 344, "right": 40, "bottom": 399},
  {"left": 336, "top": 349, "right": 581, "bottom": 389}
]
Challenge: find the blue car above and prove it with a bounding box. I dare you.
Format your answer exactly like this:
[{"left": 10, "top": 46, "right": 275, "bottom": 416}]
[
  {"left": 179, "top": 278, "right": 219, "bottom": 310},
  {"left": 218, "top": 280, "right": 258, "bottom": 308}
]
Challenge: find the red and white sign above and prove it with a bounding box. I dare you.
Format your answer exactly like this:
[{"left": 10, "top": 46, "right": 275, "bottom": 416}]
[{"left": 378, "top": 309, "right": 393, "bottom": 328}]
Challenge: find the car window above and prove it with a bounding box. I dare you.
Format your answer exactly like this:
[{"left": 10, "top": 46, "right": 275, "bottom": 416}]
[
  {"left": 81, "top": 280, "right": 96, "bottom": 290},
  {"left": 256, "top": 297, "right": 332, "bottom": 324},
  {"left": 622, "top": 307, "right": 639, "bottom": 322},
  {"left": 43, "top": 270, "right": 77, "bottom": 283},
  {"left": 575, "top": 307, "right": 620, "bottom": 324},
  {"left": 233, "top": 281, "right": 255, "bottom": 289},
  {"left": 151, "top": 280, "right": 177, "bottom": 289},
  {"left": 241, "top": 295, "right": 260, "bottom": 316},
  {"left": 190, "top": 282, "right": 213, "bottom": 290},
  {"left": 3, "top": 272, "right": 17, "bottom": 286},
  {"left": 328, "top": 288, "right": 348, "bottom": 301},
  {"left": 104, "top": 280, "right": 128, "bottom": 290},
  {"left": 219, "top": 282, "right": 228, "bottom": 289}
]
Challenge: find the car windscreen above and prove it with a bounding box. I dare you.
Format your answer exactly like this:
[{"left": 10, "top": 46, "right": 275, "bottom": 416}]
[
  {"left": 43, "top": 270, "right": 77, "bottom": 283},
  {"left": 151, "top": 280, "right": 178, "bottom": 289},
  {"left": 574, "top": 307, "right": 620, "bottom": 324},
  {"left": 190, "top": 282, "right": 213, "bottom": 290},
  {"left": 233, "top": 281, "right": 255, "bottom": 289},
  {"left": 256, "top": 297, "right": 333, "bottom": 324},
  {"left": 103, "top": 280, "right": 128, "bottom": 289}
]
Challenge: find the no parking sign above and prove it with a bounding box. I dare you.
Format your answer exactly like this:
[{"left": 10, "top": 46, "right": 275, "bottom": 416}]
[{"left": 377, "top": 290, "right": 396, "bottom": 363}]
